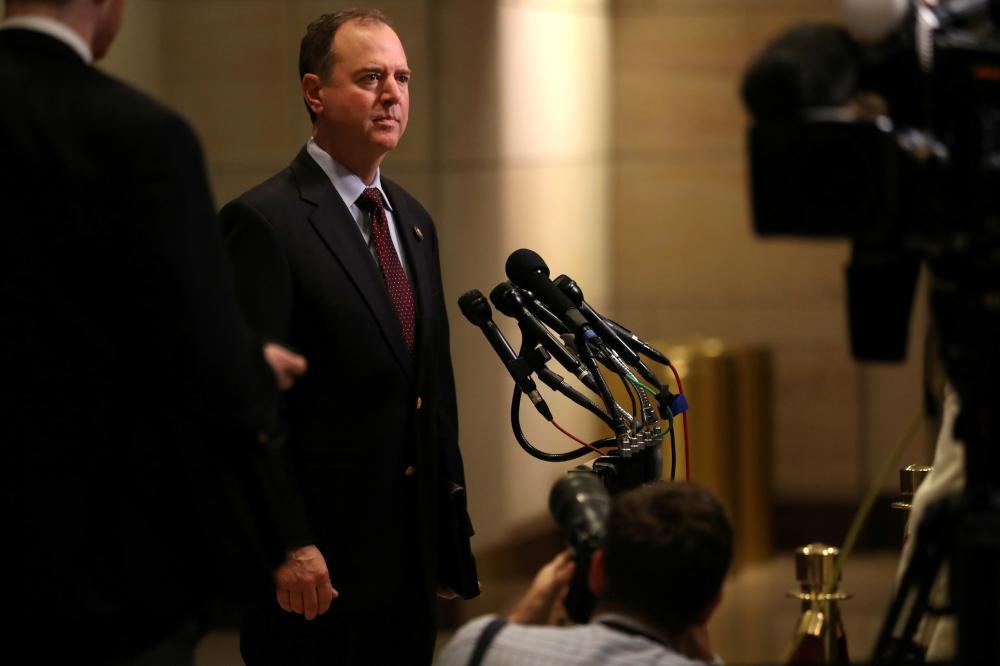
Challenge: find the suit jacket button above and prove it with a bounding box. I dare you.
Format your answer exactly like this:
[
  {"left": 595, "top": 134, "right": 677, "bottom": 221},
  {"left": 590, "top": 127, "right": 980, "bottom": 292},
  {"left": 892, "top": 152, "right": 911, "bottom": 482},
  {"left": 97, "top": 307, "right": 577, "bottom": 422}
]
[
  {"left": 416, "top": 396, "right": 422, "bottom": 410},
  {"left": 404, "top": 465, "right": 417, "bottom": 477}
]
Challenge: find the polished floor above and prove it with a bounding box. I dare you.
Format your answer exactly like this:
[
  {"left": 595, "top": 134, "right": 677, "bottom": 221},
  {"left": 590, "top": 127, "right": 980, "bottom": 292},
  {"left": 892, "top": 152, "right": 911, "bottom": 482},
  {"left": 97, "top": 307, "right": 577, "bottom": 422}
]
[{"left": 194, "top": 552, "right": 901, "bottom": 665}]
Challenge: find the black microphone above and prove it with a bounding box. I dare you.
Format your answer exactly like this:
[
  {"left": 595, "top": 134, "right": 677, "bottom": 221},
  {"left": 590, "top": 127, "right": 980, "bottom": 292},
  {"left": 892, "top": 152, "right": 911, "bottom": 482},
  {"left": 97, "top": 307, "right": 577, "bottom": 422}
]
[
  {"left": 554, "top": 275, "right": 664, "bottom": 393},
  {"left": 521, "top": 288, "right": 569, "bottom": 335},
  {"left": 489, "top": 281, "right": 592, "bottom": 385},
  {"left": 553, "top": 275, "right": 643, "bottom": 368},
  {"left": 505, "top": 249, "right": 596, "bottom": 345},
  {"left": 741, "top": 23, "right": 860, "bottom": 121},
  {"left": 458, "top": 289, "right": 553, "bottom": 420},
  {"left": 604, "top": 318, "right": 670, "bottom": 366},
  {"left": 490, "top": 283, "right": 638, "bottom": 426}
]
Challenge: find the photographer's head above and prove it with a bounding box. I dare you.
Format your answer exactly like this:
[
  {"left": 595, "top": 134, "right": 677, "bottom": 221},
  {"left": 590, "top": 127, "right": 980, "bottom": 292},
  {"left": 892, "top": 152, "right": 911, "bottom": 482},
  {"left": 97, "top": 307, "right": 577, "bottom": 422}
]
[{"left": 590, "top": 481, "right": 733, "bottom": 635}]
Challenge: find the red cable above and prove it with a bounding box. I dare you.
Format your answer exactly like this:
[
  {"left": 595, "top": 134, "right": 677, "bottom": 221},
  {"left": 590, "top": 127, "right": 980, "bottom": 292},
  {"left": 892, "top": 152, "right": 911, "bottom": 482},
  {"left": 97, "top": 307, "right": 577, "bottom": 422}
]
[
  {"left": 668, "top": 363, "right": 691, "bottom": 481},
  {"left": 551, "top": 419, "right": 607, "bottom": 456}
]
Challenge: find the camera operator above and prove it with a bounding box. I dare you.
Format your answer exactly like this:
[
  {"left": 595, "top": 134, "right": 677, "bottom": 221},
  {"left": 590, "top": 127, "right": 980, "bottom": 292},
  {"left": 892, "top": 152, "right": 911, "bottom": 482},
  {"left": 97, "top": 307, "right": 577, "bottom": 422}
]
[{"left": 437, "top": 481, "right": 732, "bottom": 666}]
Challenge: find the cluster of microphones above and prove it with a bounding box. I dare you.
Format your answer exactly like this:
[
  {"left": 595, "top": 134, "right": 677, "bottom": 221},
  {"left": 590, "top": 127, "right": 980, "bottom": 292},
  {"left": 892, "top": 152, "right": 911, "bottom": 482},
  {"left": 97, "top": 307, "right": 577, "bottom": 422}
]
[{"left": 458, "top": 248, "right": 688, "bottom": 493}]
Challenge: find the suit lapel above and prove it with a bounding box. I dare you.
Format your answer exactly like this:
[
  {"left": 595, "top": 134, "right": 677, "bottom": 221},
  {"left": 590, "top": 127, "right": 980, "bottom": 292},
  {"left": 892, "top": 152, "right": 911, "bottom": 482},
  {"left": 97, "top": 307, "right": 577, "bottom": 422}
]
[
  {"left": 383, "top": 179, "right": 434, "bottom": 366},
  {"left": 290, "top": 148, "right": 414, "bottom": 381}
]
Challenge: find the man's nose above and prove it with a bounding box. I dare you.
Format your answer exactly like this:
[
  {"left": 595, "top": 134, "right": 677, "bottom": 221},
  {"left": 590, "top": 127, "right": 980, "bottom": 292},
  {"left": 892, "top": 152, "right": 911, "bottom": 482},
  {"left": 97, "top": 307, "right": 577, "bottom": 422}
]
[{"left": 381, "top": 77, "right": 401, "bottom": 102}]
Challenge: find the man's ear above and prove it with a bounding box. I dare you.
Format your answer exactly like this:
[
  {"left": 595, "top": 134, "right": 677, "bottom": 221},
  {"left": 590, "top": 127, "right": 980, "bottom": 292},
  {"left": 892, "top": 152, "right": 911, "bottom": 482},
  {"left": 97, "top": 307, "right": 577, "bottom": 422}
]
[
  {"left": 587, "top": 547, "right": 606, "bottom": 597},
  {"left": 302, "top": 73, "right": 324, "bottom": 117}
]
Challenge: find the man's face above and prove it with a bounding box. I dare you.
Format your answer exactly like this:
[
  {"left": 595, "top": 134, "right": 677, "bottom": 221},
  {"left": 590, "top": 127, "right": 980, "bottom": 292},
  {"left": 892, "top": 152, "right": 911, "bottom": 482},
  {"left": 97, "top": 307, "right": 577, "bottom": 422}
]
[{"left": 315, "top": 20, "right": 410, "bottom": 163}]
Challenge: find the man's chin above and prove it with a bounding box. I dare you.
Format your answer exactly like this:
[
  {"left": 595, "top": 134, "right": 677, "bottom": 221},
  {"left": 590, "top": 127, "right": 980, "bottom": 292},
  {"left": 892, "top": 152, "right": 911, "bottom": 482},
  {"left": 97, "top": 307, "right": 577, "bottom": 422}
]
[{"left": 369, "top": 133, "right": 401, "bottom": 151}]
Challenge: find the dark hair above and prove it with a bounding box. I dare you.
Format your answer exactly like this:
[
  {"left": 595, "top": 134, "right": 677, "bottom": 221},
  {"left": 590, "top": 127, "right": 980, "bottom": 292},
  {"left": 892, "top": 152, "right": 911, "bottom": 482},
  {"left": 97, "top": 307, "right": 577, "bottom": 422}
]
[
  {"left": 298, "top": 8, "right": 391, "bottom": 123},
  {"left": 602, "top": 482, "right": 733, "bottom": 634}
]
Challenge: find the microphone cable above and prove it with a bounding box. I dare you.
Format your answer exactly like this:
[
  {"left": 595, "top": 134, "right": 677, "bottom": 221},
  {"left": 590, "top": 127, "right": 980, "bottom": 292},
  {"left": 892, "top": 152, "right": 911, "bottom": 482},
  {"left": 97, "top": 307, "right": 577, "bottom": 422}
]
[
  {"left": 509, "top": 385, "right": 616, "bottom": 462},
  {"left": 551, "top": 419, "right": 606, "bottom": 455},
  {"left": 667, "top": 362, "right": 691, "bottom": 481}
]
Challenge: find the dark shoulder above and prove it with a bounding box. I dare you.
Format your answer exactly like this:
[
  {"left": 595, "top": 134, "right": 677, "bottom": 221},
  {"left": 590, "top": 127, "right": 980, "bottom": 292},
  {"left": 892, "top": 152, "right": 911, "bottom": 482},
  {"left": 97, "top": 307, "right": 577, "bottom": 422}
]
[
  {"left": 87, "top": 69, "right": 197, "bottom": 148},
  {"left": 224, "top": 166, "right": 299, "bottom": 219},
  {"left": 218, "top": 163, "right": 314, "bottom": 246},
  {"left": 0, "top": 34, "right": 199, "bottom": 153}
]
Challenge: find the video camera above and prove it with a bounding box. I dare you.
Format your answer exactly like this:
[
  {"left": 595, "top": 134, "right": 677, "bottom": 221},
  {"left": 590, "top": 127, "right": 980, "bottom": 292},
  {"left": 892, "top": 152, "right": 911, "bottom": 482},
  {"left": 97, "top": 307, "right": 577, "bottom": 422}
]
[
  {"left": 744, "top": 0, "right": 1000, "bottom": 368},
  {"left": 742, "top": 1, "right": 1000, "bottom": 662},
  {"left": 548, "top": 468, "right": 611, "bottom": 623}
]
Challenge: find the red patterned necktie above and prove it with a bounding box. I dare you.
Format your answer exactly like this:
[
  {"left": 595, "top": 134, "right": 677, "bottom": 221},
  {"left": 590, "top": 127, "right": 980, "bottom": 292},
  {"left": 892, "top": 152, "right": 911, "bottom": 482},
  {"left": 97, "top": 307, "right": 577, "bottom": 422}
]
[{"left": 357, "top": 187, "right": 416, "bottom": 352}]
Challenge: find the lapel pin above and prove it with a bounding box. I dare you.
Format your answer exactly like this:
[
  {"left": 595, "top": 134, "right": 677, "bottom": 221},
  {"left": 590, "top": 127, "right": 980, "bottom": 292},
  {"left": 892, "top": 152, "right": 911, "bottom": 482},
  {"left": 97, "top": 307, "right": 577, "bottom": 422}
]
[{"left": 413, "top": 226, "right": 424, "bottom": 241}]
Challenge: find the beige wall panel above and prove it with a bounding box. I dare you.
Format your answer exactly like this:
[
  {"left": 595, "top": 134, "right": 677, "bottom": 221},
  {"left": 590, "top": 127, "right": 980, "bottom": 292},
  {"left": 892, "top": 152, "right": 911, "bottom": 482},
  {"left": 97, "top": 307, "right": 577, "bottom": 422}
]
[
  {"left": 500, "top": 161, "right": 611, "bottom": 305},
  {"left": 434, "top": 1, "right": 501, "bottom": 165},
  {"left": 100, "top": 0, "right": 165, "bottom": 99},
  {"left": 613, "top": 160, "right": 848, "bottom": 304},
  {"left": 615, "top": 0, "right": 838, "bottom": 17},
  {"left": 614, "top": 301, "right": 851, "bottom": 352},
  {"left": 436, "top": 168, "right": 506, "bottom": 298},
  {"left": 614, "top": 69, "right": 744, "bottom": 156},
  {"left": 773, "top": 344, "right": 862, "bottom": 497},
  {"left": 499, "top": 2, "right": 611, "bottom": 162},
  {"left": 614, "top": 11, "right": 752, "bottom": 74},
  {"left": 748, "top": 6, "right": 842, "bottom": 52},
  {"left": 162, "top": 2, "right": 298, "bottom": 170}
]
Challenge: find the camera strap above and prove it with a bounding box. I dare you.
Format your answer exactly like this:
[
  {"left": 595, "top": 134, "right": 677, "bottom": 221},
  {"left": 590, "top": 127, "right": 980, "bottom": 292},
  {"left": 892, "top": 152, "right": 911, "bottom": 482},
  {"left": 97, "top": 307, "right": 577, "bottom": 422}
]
[{"left": 466, "top": 616, "right": 507, "bottom": 666}]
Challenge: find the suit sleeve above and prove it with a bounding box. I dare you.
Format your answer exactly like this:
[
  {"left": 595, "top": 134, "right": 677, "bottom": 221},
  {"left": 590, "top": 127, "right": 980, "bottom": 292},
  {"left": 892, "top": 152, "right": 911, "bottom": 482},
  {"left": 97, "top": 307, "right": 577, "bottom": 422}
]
[
  {"left": 124, "top": 112, "right": 278, "bottom": 439},
  {"left": 219, "top": 199, "right": 294, "bottom": 343},
  {"left": 219, "top": 197, "right": 316, "bottom": 551}
]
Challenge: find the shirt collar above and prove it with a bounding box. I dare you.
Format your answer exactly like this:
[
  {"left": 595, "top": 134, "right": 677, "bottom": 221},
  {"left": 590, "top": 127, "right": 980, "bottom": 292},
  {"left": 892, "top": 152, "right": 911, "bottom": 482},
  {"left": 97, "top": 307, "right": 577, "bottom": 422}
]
[
  {"left": 306, "top": 137, "right": 393, "bottom": 212},
  {"left": 0, "top": 15, "right": 93, "bottom": 64},
  {"left": 592, "top": 612, "right": 675, "bottom": 649}
]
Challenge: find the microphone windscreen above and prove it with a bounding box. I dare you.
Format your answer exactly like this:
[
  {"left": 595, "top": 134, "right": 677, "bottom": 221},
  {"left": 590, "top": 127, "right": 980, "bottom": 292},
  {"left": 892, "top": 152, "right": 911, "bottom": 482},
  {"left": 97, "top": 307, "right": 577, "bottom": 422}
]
[
  {"left": 505, "top": 248, "right": 549, "bottom": 284},
  {"left": 458, "top": 289, "right": 491, "bottom": 327}
]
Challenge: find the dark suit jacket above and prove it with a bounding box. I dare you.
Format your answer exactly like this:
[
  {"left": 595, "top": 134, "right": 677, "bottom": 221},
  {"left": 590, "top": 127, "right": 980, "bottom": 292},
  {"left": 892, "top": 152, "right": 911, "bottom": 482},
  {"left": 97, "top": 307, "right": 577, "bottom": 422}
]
[
  {"left": 0, "top": 29, "right": 282, "bottom": 660},
  {"left": 220, "top": 147, "right": 477, "bottom": 615}
]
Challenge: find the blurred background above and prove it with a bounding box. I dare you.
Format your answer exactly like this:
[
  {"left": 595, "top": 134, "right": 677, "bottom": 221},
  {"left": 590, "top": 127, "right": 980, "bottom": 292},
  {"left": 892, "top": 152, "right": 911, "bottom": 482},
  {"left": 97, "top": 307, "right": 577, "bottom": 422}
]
[{"left": 100, "top": 1, "right": 937, "bottom": 663}]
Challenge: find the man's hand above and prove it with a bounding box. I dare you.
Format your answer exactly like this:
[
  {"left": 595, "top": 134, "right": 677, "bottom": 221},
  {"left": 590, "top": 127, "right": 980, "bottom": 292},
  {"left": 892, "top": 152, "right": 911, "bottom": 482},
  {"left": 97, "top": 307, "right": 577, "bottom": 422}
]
[
  {"left": 263, "top": 342, "right": 307, "bottom": 390},
  {"left": 274, "top": 544, "right": 337, "bottom": 620},
  {"left": 507, "top": 550, "right": 575, "bottom": 625}
]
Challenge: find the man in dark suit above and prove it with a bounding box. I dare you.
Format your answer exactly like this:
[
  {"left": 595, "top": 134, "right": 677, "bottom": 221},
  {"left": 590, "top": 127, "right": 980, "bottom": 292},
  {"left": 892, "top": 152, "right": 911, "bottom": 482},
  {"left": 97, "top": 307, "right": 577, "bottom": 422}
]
[
  {"left": 222, "top": 8, "right": 478, "bottom": 665},
  {"left": 1, "top": 0, "right": 306, "bottom": 663}
]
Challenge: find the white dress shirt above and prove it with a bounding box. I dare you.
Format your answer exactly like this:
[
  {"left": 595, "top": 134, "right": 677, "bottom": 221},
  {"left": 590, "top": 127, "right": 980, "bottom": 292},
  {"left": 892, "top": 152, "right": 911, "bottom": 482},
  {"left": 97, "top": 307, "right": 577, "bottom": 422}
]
[{"left": 306, "top": 137, "right": 412, "bottom": 281}]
